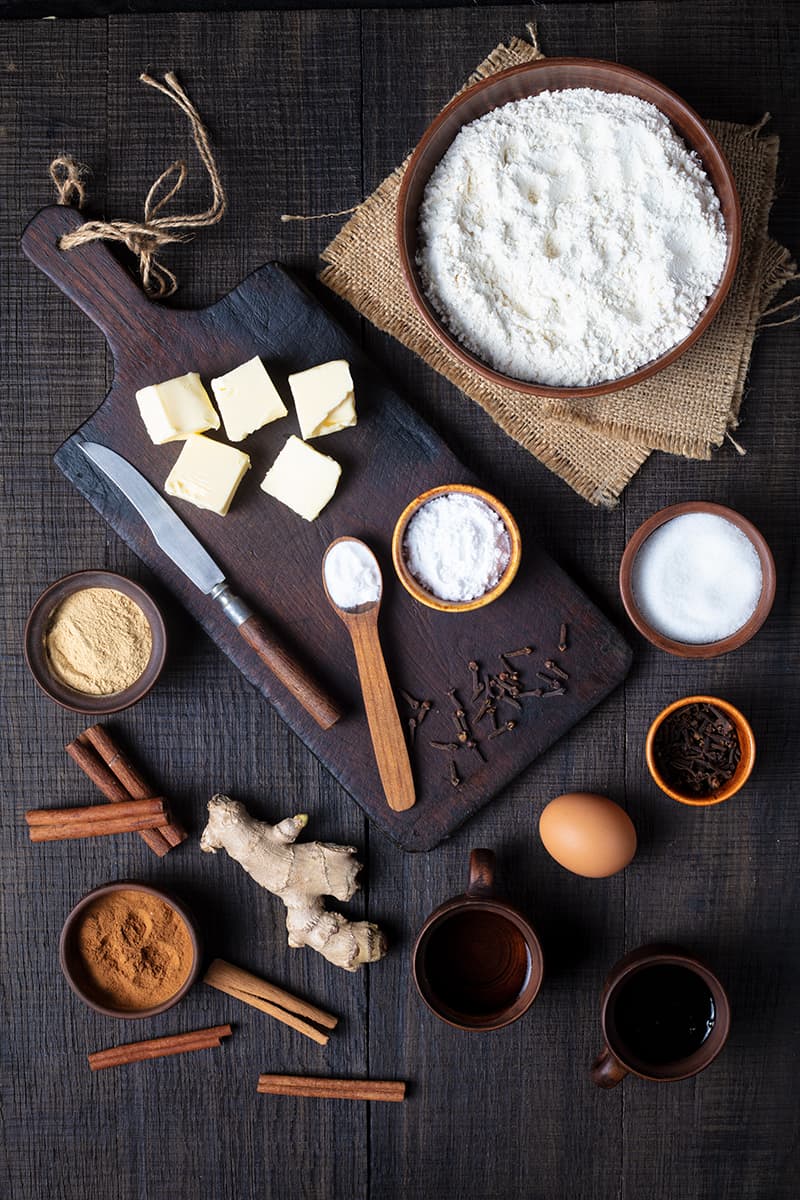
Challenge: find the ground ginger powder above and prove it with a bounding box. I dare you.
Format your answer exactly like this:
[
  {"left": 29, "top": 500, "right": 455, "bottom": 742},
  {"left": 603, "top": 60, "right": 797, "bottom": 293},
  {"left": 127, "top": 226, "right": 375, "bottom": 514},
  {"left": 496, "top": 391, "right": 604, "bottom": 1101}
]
[
  {"left": 75, "top": 889, "right": 194, "bottom": 1010},
  {"left": 45, "top": 586, "right": 152, "bottom": 695}
]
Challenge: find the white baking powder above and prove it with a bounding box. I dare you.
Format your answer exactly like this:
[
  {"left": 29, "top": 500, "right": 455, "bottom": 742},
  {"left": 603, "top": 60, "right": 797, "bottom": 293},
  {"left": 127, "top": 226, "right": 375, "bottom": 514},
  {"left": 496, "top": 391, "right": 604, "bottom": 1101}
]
[
  {"left": 325, "top": 540, "right": 382, "bottom": 610},
  {"left": 403, "top": 493, "right": 511, "bottom": 602},
  {"left": 631, "top": 512, "right": 762, "bottom": 644},
  {"left": 417, "top": 88, "right": 728, "bottom": 387}
]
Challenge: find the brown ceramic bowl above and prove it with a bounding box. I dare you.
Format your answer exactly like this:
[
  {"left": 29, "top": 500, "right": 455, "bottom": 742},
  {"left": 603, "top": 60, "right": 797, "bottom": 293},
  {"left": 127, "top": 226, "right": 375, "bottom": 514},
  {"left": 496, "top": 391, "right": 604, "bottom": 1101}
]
[
  {"left": 59, "top": 881, "right": 202, "bottom": 1018},
  {"left": 391, "top": 484, "right": 521, "bottom": 612},
  {"left": 645, "top": 694, "right": 756, "bottom": 806},
  {"left": 24, "top": 570, "right": 167, "bottom": 714},
  {"left": 619, "top": 502, "right": 776, "bottom": 658},
  {"left": 397, "top": 58, "right": 741, "bottom": 398}
]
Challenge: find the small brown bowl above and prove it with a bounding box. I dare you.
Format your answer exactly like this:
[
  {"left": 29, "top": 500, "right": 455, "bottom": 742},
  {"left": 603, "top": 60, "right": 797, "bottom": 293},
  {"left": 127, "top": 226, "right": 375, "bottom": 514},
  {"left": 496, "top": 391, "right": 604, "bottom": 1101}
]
[
  {"left": 24, "top": 570, "right": 167, "bottom": 714},
  {"left": 645, "top": 695, "right": 756, "bottom": 806},
  {"left": 391, "top": 484, "right": 521, "bottom": 612},
  {"left": 59, "top": 881, "right": 202, "bottom": 1018},
  {"left": 619, "top": 502, "right": 776, "bottom": 658},
  {"left": 397, "top": 58, "right": 741, "bottom": 398}
]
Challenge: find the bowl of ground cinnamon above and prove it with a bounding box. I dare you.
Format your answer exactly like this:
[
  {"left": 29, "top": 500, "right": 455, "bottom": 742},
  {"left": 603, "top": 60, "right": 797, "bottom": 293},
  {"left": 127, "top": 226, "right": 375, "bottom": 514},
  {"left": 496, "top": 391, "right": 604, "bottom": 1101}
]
[
  {"left": 24, "top": 570, "right": 167, "bottom": 714},
  {"left": 59, "top": 882, "right": 201, "bottom": 1018}
]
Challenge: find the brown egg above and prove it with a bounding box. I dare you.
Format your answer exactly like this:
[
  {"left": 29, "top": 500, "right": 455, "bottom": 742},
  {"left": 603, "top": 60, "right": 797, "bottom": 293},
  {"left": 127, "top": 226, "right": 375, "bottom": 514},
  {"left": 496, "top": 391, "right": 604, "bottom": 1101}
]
[{"left": 538, "top": 792, "right": 637, "bottom": 878}]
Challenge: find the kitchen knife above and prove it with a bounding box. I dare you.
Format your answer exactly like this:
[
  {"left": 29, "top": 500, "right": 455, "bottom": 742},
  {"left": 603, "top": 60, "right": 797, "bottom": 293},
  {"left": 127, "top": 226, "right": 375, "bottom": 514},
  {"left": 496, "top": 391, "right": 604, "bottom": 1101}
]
[{"left": 80, "top": 441, "right": 341, "bottom": 730}]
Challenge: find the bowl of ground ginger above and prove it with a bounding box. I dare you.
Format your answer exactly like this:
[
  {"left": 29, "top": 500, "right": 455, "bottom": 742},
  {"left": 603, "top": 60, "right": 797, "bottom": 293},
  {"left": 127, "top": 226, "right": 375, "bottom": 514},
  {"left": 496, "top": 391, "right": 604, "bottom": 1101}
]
[
  {"left": 24, "top": 570, "right": 167, "bottom": 714},
  {"left": 60, "top": 882, "right": 201, "bottom": 1018}
]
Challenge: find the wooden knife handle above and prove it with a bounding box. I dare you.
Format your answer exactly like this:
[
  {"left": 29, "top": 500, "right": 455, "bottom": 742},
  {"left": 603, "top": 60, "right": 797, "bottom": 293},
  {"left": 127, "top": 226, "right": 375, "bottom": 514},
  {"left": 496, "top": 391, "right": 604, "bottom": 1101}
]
[{"left": 238, "top": 614, "right": 341, "bottom": 730}]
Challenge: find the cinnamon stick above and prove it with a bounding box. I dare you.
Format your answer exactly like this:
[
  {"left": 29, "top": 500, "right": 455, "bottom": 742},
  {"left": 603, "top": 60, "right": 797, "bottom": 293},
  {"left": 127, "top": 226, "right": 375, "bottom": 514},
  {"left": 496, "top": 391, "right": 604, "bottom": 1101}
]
[
  {"left": 88, "top": 1025, "right": 232, "bottom": 1071},
  {"left": 26, "top": 797, "right": 166, "bottom": 826},
  {"left": 256, "top": 1075, "right": 406, "bottom": 1102},
  {"left": 204, "top": 958, "right": 337, "bottom": 1045},
  {"left": 28, "top": 811, "right": 169, "bottom": 842},
  {"left": 80, "top": 726, "right": 187, "bottom": 849}
]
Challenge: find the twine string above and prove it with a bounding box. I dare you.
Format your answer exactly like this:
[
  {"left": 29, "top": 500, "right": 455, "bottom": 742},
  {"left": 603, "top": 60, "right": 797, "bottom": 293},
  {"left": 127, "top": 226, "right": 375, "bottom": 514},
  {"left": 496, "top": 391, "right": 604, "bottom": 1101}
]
[{"left": 51, "top": 71, "right": 226, "bottom": 298}]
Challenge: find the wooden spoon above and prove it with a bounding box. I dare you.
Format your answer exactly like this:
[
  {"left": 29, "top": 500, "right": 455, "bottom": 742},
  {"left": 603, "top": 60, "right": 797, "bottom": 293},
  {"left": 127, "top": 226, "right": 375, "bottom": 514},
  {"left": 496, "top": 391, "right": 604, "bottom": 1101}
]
[{"left": 322, "top": 538, "right": 415, "bottom": 812}]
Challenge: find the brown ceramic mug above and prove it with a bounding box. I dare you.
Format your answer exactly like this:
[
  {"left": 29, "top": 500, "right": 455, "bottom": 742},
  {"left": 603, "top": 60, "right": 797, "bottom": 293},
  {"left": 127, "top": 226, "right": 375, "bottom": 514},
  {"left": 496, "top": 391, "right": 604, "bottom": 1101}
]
[
  {"left": 591, "top": 944, "right": 731, "bottom": 1087},
  {"left": 412, "top": 850, "right": 544, "bottom": 1031}
]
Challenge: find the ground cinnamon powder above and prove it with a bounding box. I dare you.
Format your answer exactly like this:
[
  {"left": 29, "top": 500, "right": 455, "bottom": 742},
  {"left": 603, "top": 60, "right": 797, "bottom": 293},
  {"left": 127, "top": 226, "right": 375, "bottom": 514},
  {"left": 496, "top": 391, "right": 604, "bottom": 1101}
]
[
  {"left": 45, "top": 587, "right": 152, "bottom": 695},
  {"left": 75, "top": 889, "right": 194, "bottom": 1010}
]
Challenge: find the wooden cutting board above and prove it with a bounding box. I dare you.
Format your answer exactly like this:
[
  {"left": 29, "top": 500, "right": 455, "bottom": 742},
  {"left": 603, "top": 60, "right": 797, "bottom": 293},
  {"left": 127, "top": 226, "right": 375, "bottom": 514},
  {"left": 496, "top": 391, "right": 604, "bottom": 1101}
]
[{"left": 23, "top": 205, "right": 632, "bottom": 852}]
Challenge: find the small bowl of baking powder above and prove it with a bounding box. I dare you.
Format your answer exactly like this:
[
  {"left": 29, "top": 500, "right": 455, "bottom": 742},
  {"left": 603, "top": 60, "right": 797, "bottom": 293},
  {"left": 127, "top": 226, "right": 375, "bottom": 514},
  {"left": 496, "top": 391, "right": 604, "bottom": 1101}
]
[
  {"left": 24, "top": 570, "right": 167, "bottom": 713},
  {"left": 392, "top": 484, "right": 521, "bottom": 612}
]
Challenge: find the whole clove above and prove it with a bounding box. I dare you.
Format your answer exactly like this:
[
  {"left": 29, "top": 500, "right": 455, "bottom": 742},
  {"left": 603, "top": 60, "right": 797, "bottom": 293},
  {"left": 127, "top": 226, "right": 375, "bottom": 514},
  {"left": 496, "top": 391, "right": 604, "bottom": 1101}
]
[
  {"left": 415, "top": 702, "right": 431, "bottom": 728},
  {"left": 541, "top": 687, "right": 566, "bottom": 698},
  {"left": 559, "top": 624, "right": 568, "bottom": 653},
  {"left": 497, "top": 693, "right": 522, "bottom": 712},
  {"left": 399, "top": 689, "right": 421, "bottom": 710},
  {"left": 407, "top": 718, "right": 417, "bottom": 747},
  {"left": 430, "top": 740, "right": 460, "bottom": 752},
  {"left": 449, "top": 760, "right": 461, "bottom": 788},
  {"left": 536, "top": 672, "right": 560, "bottom": 686},
  {"left": 518, "top": 689, "right": 543, "bottom": 699},
  {"left": 544, "top": 660, "right": 569, "bottom": 681},
  {"left": 488, "top": 721, "right": 516, "bottom": 739},
  {"left": 468, "top": 661, "right": 484, "bottom": 699},
  {"left": 652, "top": 702, "right": 741, "bottom": 797},
  {"left": 504, "top": 646, "right": 533, "bottom": 658}
]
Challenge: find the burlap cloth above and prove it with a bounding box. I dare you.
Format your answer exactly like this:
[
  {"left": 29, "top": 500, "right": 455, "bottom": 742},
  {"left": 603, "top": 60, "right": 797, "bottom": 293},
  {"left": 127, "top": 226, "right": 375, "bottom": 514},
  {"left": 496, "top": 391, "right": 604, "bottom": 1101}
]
[{"left": 321, "top": 36, "right": 797, "bottom": 505}]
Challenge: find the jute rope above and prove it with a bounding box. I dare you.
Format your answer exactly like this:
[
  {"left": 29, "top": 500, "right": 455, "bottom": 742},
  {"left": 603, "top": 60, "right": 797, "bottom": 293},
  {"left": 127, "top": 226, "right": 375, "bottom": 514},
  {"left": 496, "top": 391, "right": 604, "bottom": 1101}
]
[{"left": 49, "top": 72, "right": 226, "bottom": 298}]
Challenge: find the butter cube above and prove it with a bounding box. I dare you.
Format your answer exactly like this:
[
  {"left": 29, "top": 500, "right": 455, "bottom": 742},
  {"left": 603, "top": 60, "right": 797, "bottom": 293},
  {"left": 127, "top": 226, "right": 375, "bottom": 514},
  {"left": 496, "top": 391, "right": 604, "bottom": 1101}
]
[
  {"left": 260, "top": 435, "right": 341, "bottom": 521},
  {"left": 210, "top": 356, "right": 288, "bottom": 442},
  {"left": 288, "top": 360, "right": 357, "bottom": 440},
  {"left": 165, "top": 434, "right": 250, "bottom": 516},
  {"left": 136, "top": 372, "right": 220, "bottom": 444}
]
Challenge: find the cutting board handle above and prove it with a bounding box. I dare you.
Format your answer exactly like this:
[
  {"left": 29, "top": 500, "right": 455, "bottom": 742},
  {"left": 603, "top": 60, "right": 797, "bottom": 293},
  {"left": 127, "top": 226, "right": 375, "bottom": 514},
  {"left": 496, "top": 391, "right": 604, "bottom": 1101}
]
[{"left": 21, "top": 206, "right": 171, "bottom": 351}]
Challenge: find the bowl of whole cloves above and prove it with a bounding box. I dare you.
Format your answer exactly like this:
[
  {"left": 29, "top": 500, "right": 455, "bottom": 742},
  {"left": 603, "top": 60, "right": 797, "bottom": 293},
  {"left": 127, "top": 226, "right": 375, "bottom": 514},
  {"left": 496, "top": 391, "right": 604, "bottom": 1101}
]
[{"left": 645, "top": 694, "right": 756, "bottom": 806}]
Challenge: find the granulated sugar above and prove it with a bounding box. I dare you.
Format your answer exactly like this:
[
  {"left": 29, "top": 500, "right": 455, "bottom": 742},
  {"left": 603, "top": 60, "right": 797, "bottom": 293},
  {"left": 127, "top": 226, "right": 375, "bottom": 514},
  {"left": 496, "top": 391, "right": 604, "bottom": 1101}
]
[
  {"left": 417, "top": 88, "right": 728, "bottom": 387},
  {"left": 403, "top": 493, "right": 511, "bottom": 602},
  {"left": 631, "top": 512, "right": 762, "bottom": 644}
]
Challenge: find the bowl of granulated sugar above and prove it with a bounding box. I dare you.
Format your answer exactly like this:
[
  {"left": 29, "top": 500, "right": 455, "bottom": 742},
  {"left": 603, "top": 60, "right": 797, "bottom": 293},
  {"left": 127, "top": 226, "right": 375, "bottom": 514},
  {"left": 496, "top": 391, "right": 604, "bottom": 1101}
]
[
  {"left": 392, "top": 484, "right": 521, "bottom": 612},
  {"left": 619, "top": 502, "right": 776, "bottom": 658},
  {"left": 397, "top": 58, "right": 741, "bottom": 398}
]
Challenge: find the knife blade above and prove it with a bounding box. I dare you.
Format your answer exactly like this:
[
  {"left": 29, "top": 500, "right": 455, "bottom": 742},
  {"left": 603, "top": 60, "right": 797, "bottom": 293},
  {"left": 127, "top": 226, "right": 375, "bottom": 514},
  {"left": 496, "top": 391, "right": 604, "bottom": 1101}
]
[{"left": 80, "top": 442, "right": 341, "bottom": 730}]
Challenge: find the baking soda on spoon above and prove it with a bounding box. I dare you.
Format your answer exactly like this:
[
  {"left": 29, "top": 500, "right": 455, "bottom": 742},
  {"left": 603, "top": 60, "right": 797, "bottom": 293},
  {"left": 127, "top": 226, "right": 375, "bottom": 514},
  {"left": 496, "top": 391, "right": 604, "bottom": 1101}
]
[
  {"left": 324, "top": 539, "right": 382, "bottom": 610},
  {"left": 631, "top": 512, "right": 762, "bottom": 643}
]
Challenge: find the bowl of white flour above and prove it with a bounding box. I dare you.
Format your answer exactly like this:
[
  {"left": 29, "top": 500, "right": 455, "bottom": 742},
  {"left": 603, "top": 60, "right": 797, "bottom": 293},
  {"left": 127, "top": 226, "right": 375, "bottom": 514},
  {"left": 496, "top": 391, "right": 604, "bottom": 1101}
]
[{"left": 397, "top": 59, "right": 741, "bottom": 396}]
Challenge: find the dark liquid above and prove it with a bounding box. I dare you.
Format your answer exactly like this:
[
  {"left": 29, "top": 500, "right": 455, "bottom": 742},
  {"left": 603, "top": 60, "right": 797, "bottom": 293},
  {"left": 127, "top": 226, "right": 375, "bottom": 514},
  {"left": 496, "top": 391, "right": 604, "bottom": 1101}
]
[
  {"left": 423, "top": 910, "right": 531, "bottom": 1018},
  {"left": 612, "top": 964, "right": 716, "bottom": 1065}
]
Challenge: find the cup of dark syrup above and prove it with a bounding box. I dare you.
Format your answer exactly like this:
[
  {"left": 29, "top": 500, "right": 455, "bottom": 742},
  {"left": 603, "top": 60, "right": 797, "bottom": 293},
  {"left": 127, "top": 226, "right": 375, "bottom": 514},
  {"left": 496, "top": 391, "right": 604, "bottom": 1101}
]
[
  {"left": 592, "top": 945, "right": 731, "bottom": 1087},
  {"left": 412, "top": 850, "right": 544, "bottom": 1031}
]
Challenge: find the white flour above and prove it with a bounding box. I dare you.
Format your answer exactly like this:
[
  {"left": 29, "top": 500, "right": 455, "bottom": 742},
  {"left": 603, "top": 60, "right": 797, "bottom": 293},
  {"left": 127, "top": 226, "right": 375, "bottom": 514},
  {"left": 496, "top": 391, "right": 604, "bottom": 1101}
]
[
  {"left": 417, "top": 89, "right": 728, "bottom": 387},
  {"left": 403, "top": 493, "right": 511, "bottom": 602}
]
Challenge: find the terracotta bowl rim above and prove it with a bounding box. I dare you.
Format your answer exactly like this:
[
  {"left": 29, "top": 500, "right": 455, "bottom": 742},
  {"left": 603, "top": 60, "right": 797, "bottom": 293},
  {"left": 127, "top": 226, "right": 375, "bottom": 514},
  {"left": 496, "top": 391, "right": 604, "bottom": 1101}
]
[
  {"left": 59, "top": 880, "right": 202, "bottom": 1019},
  {"left": 618, "top": 501, "right": 776, "bottom": 658},
  {"left": 644, "top": 693, "right": 756, "bottom": 806},
  {"left": 24, "top": 569, "right": 167, "bottom": 714},
  {"left": 396, "top": 57, "right": 742, "bottom": 399},
  {"left": 391, "top": 484, "right": 522, "bottom": 612}
]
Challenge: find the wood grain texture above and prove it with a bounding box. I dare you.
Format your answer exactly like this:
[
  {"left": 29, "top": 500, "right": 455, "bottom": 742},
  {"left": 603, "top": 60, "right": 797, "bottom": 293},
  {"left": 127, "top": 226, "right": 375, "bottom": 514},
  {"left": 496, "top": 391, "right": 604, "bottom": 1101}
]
[{"left": 1, "top": 4, "right": 798, "bottom": 1199}]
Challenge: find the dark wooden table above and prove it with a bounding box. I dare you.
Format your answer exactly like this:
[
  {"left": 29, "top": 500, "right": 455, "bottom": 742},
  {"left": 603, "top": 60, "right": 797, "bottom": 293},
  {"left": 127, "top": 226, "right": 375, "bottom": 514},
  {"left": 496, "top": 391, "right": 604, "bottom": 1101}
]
[{"left": 2, "top": 5, "right": 798, "bottom": 1199}]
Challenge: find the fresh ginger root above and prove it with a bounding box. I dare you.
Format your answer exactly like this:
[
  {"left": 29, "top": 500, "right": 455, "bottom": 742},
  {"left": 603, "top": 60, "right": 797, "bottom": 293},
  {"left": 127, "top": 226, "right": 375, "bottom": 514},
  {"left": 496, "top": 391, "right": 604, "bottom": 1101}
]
[{"left": 199, "top": 795, "right": 387, "bottom": 971}]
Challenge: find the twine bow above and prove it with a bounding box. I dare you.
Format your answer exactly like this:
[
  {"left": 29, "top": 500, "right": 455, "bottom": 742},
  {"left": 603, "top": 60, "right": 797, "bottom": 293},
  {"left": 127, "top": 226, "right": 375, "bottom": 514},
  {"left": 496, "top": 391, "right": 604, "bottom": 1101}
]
[{"left": 50, "top": 71, "right": 226, "bottom": 298}]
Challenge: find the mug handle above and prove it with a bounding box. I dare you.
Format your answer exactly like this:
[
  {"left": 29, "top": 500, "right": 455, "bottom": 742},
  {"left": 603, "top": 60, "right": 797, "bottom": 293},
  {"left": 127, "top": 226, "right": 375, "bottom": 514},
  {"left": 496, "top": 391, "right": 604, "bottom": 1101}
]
[
  {"left": 591, "top": 1046, "right": 629, "bottom": 1089},
  {"left": 466, "top": 849, "right": 496, "bottom": 897}
]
